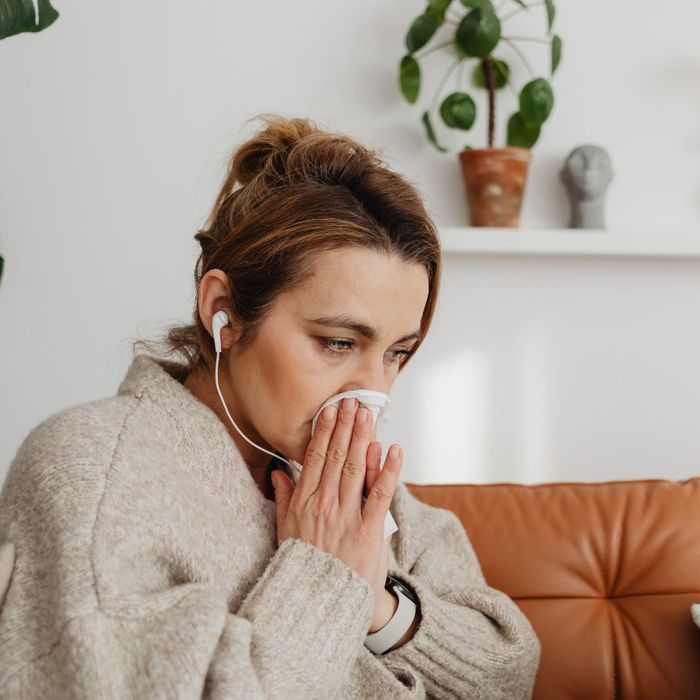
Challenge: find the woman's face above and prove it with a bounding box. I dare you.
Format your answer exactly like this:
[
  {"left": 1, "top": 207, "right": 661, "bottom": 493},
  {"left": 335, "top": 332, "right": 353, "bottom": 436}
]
[{"left": 202, "top": 246, "right": 429, "bottom": 470}]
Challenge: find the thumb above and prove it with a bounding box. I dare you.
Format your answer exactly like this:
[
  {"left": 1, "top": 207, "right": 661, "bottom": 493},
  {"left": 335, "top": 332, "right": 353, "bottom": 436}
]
[{"left": 271, "top": 469, "right": 292, "bottom": 517}]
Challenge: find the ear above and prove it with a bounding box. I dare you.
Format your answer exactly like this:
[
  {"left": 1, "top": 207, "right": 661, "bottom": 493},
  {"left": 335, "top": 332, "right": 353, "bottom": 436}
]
[{"left": 197, "top": 270, "right": 241, "bottom": 349}]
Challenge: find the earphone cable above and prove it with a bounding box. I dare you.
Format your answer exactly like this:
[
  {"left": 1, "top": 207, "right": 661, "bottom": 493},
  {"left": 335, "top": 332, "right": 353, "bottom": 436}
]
[{"left": 214, "top": 348, "right": 292, "bottom": 468}]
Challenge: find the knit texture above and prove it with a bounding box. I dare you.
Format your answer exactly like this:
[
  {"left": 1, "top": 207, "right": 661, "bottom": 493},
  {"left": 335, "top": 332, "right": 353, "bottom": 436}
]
[{"left": 0, "top": 354, "right": 541, "bottom": 698}]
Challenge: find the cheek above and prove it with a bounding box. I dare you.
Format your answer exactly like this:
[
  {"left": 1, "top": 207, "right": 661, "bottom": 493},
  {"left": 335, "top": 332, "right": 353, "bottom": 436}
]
[{"left": 264, "top": 342, "right": 331, "bottom": 424}]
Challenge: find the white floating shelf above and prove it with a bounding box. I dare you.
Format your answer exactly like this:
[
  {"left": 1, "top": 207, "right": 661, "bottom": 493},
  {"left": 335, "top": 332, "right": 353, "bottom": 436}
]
[{"left": 440, "top": 227, "right": 700, "bottom": 259}]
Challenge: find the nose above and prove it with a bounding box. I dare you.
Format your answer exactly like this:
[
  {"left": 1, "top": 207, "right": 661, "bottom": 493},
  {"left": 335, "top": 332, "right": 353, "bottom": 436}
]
[{"left": 339, "top": 353, "right": 392, "bottom": 396}]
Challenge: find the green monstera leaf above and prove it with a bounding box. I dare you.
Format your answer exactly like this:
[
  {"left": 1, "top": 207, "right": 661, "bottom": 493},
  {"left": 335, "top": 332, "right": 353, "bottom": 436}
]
[
  {"left": 456, "top": 6, "right": 501, "bottom": 57},
  {"left": 472, "top": 58, "right": 510, "bottom": 89},
  {"left": 0, "top": 0, "right": 59, "bottom": 40},
  {"left": 399, "top": 55, "right": 421, "bottom": 103},
  {"left": 440, "top": 92, "right": 476, "bottom": 130},
  {"left": 519, "top": 78, "right": 554, "bottom": 127},
  {"left": 507, "top": 112, "right": 540, "bottom": 148}
]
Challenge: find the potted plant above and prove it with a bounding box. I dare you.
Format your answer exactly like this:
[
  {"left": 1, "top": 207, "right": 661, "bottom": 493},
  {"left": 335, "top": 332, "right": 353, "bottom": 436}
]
[
  {"left": 399, "top": 0, "right": 562, "bottom": 227},
  {"left": 0, "top": 0, "right": 60, "bottom": 289}
]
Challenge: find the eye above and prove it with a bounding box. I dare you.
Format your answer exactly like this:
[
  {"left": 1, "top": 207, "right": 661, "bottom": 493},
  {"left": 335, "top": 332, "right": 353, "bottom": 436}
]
[{"left": 318, "top": 338, "right": 411, "bottom": 364}]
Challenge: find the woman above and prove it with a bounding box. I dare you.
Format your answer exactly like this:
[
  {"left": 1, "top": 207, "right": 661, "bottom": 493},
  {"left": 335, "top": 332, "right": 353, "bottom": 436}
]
[{"left": 0, "top": 115, "right": 541, "bottom": 698}]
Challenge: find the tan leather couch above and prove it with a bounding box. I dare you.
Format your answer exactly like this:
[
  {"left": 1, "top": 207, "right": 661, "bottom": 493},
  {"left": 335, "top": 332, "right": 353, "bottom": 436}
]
[{"left": 407, "top": 476, "right": 700, "bottom": 699}]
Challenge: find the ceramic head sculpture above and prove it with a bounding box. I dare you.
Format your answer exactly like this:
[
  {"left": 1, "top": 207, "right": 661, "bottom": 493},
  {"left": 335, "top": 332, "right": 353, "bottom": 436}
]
[{"left": 560, "top": 145, "right": 614, "bottom": 229}]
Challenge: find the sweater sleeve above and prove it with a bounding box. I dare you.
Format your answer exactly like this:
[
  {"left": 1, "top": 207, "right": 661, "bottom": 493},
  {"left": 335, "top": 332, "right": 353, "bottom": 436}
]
[
  {"left": 0, "top": 448, "right": 376, "bottom": 699},
  {"left": 0, "top": 534, "right": 376, "bottom": 700},
  {"left": 364, "top": 484, "right": 541, "bottom": 700}
]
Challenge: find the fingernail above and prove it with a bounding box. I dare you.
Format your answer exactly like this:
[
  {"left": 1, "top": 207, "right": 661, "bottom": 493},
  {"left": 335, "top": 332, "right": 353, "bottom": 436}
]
[
  {"left": 342, "top": 397, "right": 357, "bottom": 411},
  {"left": 389, "top": 445, "right": 400, "bottom": 459}
]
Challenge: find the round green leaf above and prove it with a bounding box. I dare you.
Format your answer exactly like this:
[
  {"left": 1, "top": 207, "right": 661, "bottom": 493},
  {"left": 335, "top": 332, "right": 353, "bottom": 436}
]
[
  {"left": 399, "top": 55, "right": 421, "bottom": 103},
  {"left": 440, "top": 92, "right": 477, "bottom": 129},
  {"left": 519, "top": 78, "right": 554, "bottom": 127},
  {"left": 456, "top": 7, "right": 501, "bottom": 57},
  {"left": 406, "top": 11, "right": 440, "bottom": 53},
  {"left": 507, "top": 112, "right": 540, "bottom": 148},
  {"left": 551, "top": 34, "right": 562, "bottom": 74},
  {"left": 422, "top": 111, "right": 448, "bottom": 152},
  {"left": 472, "top": 58, "right": 509, "bottom": 89}
]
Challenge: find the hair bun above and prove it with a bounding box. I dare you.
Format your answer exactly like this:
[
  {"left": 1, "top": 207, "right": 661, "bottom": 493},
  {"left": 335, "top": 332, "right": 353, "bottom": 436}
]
[{"left": 231, "top": 114, "right": 321, "bottom": 187}]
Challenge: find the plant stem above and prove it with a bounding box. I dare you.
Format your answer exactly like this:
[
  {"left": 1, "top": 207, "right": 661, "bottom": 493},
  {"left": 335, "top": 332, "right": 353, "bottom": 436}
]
[
  {"left": 447, "top": 8, "right": 462, "bottom": 23},
  {"left": 504, "top": 77, "right": 519, "bottom": 101},
  {"left": 482, "top": 58, "right": 496, "bottom": 148},
  {"left": 430, "top": 55, "right": 462, "bottom": 114},
  {"left": 416, "top": 39, "right": 455, "bottom": 60},
  {"left": 502, "top": 38, "right": 536, "bottom": 78},
  {"left": 502, "top": 35, "right": 551, "bottom": 44},
  {"left": 501, "top": 0, "right": 545, "bottom": 23},
  {"left": 493, "top": 59, "right": 520, "bottom": 100}
]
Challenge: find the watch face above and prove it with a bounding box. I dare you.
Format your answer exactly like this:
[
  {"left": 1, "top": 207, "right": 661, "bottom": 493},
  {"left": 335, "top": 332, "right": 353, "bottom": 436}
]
[{"left": 386, "top": 575, "right": 419, "bottom": 605}]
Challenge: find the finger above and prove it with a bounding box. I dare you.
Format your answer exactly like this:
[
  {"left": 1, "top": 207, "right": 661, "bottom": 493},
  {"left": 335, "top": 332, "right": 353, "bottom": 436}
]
[
  {"left": 296, "top": 404, "right": 338, "bottom": 498},
  {"left": 271, "top": 469, "right": 293, "bottom": 541},
  {"left": 317, "top": 398, "right": 361, "bottom": 502},
  {"left": 363, "top": 441, "right": 382, "bottom": 498},
  {"left": 362, "top": 444, "right": 403, "bottom": 531},
  {"left": 338, "top": 406, "right": 375, "bottom": 510}
]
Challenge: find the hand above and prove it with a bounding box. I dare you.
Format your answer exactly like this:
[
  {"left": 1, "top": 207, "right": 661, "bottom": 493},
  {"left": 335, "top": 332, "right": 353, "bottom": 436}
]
[
  {"left": 364, "top": 441, "right": 399, "bottom": 632},
  {"left": 271, "top": 399, "right": 403, "bottom": 627}
]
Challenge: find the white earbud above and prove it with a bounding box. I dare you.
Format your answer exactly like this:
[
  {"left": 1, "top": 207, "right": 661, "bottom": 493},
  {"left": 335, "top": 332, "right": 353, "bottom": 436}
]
[
  {"left": 212, "top": 310, "right": 229, "bottom": 355},
  {"left": 210, "top": 309, "right": 292, "bottom": 469}
]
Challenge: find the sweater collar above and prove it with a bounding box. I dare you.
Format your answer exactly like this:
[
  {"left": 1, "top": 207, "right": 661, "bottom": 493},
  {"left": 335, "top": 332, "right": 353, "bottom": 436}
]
[{"left": 116, "top": 353, "right": 277, "bottom": 514}]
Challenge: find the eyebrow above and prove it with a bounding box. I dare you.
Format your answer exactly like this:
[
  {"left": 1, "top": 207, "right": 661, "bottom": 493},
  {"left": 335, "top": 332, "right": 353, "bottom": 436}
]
[{"left": 306, "top": 315, "right": 421, "bottom": 344}]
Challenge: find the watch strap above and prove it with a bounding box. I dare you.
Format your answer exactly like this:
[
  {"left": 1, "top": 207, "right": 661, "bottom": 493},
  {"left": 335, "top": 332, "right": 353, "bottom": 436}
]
[{"left": 364, "top": 580, "right": 417, "bottom": 655}]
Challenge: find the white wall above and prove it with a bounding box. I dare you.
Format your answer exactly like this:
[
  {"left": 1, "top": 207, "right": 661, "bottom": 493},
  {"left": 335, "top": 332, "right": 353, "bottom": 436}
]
[{"left": 1, "top": 0, "right": 699, "bottom": 484}]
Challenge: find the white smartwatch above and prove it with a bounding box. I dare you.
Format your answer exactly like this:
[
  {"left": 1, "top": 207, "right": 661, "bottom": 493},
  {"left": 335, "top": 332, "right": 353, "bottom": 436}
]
[{"left": 364, "top": 575, "right": 419, "bottom": 655}]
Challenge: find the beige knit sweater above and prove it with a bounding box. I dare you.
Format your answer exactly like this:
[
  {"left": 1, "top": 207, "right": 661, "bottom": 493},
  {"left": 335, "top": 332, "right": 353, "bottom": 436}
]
[{"left": 0, "top": 354, "right": 541, "bottom": 699}]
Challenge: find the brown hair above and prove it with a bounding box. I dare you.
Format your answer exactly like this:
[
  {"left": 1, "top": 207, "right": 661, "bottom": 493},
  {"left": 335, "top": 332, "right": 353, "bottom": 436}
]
[{"left": 132, "top": 113, "right": 442, "bottom": 379}]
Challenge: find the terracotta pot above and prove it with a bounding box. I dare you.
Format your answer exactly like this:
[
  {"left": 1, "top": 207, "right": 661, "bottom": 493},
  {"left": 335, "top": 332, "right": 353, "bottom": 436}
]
[{"left": 458, "top": 147, "right": 532, "bottom": 227}]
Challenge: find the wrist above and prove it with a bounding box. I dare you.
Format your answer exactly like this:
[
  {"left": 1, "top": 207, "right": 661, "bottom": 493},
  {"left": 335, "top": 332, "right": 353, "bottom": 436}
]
[
  {"left": 364, "top": 579, "right": 420, "bottom": 655},
  {"left": 368, "top": 589, "right": 398, "bottom": 633}
]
